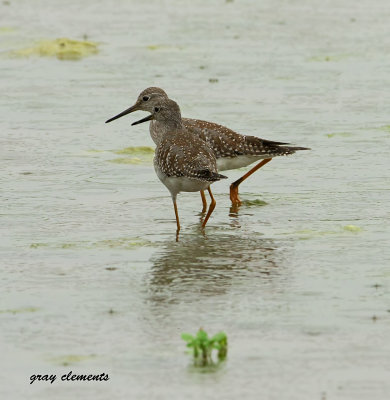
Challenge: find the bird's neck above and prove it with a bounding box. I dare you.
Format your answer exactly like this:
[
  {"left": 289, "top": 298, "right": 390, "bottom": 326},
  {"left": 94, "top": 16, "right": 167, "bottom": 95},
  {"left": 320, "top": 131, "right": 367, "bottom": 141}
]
[
  {"left": 163, "top": 116, "right": 183, "bottom": 132},
  {"left": 151, "top": 118, "right": 183, "bottom": 144}
]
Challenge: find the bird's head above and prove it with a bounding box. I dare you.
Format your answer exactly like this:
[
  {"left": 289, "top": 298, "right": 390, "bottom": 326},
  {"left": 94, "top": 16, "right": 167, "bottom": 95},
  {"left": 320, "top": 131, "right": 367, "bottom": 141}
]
[
  {"left": 105, "top": 87, "right": 168, "bottom": 123},
  {"left": 131, "top": 98, "right": 182, "bottom": 128}
]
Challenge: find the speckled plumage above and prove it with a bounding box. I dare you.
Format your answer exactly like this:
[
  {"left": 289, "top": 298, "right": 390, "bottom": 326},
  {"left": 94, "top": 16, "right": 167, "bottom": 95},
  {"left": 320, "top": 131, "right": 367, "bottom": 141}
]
[
  {"left": 151, "top": 100, "right": 226, "bottom": 197},
  {"left": 128, "top": 97, "right": 226, "bottom": 233},
  {"left": 106, "top": 87, "right": 308, "bottom": 171},
  {"left": 155, "top": 130, "right": 225, "bottom": 182},
  {"left": 184, "top": 119, "right": 299, "bottom": 158},
  {"left": 142, "top": 89, "right": 308, "bottom": 171},
  {"left": 152, "top": 118, "right": 307, "bottom": 171},
  {"left": 106, "top": 87, "right": 310, "bottom": 207},
  {"left": 132, "top": 97, "right": 226, "bottom": 198},
  {"left": 106, "top": 93, "right": 228, "bottom": 232}
]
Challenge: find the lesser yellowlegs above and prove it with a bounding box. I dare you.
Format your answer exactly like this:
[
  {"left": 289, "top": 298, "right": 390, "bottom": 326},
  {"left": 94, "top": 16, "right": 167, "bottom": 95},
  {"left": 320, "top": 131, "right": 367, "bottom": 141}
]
[
  {"left": 129, "top": 97, "right": 227, "bottom": 237},
  {"left": 106, "top": 87, "right": 309, "bottom": 205}
]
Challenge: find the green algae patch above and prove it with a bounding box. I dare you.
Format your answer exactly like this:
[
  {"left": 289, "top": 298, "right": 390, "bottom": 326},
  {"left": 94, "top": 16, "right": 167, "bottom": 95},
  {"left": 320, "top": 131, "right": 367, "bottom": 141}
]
[
  {"left": 109, "top": 157, "right": 145, "bottom": 165},
  {"left": 283, "top": 225, "right": 362, "bottom": 239},
  {"left": 49, "top": 354, "right": 97, "bottom": 366},
  {"left": 77, "top": 149, "right": 108, "bottom": 158},
  {"left": 147, "top": 44, "right": 183, "bottom": 51},
  {"left": 93, "top": 237, "right": 153, "bottom": 249},
  {"left": 109, "top": 146, "right": 154, "bottom": 165},
  {"left": 60, "top": 243, "right": 78, "bottom": 249},
  {"left": 30, "top": 242, "right": 48, "bottom": 248},
  {"left": 343, "top": 225, "right": 362, "bottom": 233},
  {"left": 147, "top": 45, "right": 161, "bottom": 51},
  {"left": 241, "top": 199, "right": 268, "bottom": 207},
  {"left": 114, "top": 146, "right": 154, "bottom": 155},
  {"left": 14, "top": 38, "right": 98, "bottom": 60},
  {"left": 86, "top": 149, "right": 106, "bottom": 154},
  {"left": 0, "top": 27, "right": 15, "bottom": 34},
  {"left": 378, "top": 125, "right": 390, "bottom": 132},
  {"left": 0, "top": 307, "right": 39, "bottom": 314},
  {"left": 326, "top": 132, "right": 353, "bottom": 138}
]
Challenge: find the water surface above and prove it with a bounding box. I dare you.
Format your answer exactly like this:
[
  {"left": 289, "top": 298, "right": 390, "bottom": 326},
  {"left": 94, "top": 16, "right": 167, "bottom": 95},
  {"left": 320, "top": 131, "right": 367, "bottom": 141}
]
[{"left": 1, "top": 0, "right": 390, "bottom": 399}]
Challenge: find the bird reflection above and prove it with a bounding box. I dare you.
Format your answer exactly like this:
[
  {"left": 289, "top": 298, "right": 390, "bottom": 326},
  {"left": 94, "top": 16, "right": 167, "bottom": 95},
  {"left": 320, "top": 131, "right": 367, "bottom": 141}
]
[{"left": 146, "top": 231, "right": 284, "bottom": 305}]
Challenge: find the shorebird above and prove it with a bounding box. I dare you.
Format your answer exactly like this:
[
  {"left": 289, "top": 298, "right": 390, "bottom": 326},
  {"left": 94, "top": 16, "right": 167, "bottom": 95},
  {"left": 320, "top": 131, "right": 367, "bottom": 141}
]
[
  {"left": 129, "top": 97, "right": 227, "bottom": 237},
  {"left": 106, "top": 87, "right": 309, "bottom": 206}
]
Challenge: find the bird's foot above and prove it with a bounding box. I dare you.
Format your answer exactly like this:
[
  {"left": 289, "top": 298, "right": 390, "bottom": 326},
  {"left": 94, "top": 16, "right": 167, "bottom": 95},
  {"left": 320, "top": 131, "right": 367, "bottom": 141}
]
[{"left": 229, "top": 183, "right": 242, "bottom": 206}]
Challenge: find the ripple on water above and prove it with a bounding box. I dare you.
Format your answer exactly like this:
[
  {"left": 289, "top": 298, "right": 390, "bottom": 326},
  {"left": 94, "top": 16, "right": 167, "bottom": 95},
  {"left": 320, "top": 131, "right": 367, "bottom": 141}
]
[
  {"left": 146, "top": 232, "right": 286, "bottom": 302},
  {"left": 29, "top": 237, "right": 154, "bottom": 250}
]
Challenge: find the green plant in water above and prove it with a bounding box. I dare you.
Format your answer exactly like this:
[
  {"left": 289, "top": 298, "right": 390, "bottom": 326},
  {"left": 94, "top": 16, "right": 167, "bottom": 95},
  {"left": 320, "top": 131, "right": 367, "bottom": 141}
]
[{"left": 181, "top": 328, "right": 227, "bottom": 366}]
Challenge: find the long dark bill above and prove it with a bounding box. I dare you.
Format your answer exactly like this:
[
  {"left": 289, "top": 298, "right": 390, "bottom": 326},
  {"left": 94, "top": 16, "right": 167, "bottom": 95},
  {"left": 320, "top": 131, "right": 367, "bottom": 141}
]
[
  {"left": 105, "top": 104, "right": 138, "bottom": 123},
  {"left": 131, "top": 114, "right": 154, "bottom": 126}
]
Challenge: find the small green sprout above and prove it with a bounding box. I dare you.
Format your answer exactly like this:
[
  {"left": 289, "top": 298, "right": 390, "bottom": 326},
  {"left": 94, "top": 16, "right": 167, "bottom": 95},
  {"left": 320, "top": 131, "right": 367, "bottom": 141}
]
[{"left": 181, "top": 328, "right": 228, "bottom": 366}]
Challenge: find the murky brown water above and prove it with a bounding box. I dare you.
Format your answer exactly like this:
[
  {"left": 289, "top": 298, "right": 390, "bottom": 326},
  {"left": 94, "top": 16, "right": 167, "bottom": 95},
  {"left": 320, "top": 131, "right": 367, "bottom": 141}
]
[{"left": 1, "top": 0, "right": 390, "bottom": 399}]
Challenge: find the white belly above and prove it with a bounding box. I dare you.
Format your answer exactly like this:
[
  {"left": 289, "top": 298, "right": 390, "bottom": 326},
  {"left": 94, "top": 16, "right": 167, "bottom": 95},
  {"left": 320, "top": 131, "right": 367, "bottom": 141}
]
[
  {"left": 217, "top": 155, "right": 268, "bottom": 171},
  {"left": 155, "top": 165, "right": 209, "bottom": 198}
]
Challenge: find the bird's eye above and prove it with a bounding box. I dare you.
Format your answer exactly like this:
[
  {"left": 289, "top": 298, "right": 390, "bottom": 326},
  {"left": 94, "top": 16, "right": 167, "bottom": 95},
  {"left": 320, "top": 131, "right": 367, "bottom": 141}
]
[
  {"left": 143, "top": 96, "right": 150, "bottom": 101},
  {"left": 154, "top": 107, "right": 160, "bottom": 112}
]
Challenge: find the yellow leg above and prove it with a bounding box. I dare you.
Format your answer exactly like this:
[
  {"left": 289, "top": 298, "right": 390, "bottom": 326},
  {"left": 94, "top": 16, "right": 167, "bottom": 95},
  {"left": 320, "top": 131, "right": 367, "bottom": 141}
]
[
  {"left": 173, "top": 198, "right": 180, "bottom": 241},
  {"left": 200, "top": 190, "right": 207, "bottom": 213},
  {"left": 229, "top": 158, "right": 272, "bottom": 205},
  {"left": 202, "top": 187, "right": 216, "bottom": 228}
]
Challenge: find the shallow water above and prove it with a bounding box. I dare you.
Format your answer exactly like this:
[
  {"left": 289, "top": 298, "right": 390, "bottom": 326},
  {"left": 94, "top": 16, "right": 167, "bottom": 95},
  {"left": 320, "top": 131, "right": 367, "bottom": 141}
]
[{"left": 1, "top": 0, "right": 390, "bottom": 399}]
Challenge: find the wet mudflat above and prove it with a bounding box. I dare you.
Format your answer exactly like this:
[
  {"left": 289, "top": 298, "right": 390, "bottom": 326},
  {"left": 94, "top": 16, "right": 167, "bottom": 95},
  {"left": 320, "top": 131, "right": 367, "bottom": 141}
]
[{"left": 1, "top": 0, "right": 390, "bottom": 399}]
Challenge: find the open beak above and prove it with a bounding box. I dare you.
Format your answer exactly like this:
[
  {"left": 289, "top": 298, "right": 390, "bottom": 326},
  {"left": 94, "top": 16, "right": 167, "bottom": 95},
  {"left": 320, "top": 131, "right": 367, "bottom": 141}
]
[
  {"left": 105, "top": 103, "right": 139, "bottom": 123},
  {"left": 131, "top": 114, "right": 154, "bottom": 126}
]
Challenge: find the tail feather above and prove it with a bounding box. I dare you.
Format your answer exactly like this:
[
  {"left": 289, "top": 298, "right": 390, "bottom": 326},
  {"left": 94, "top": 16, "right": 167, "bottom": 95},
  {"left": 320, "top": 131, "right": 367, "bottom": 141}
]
[
  {"left": 243, "top": 135, "right": 310, "bottom": 157},
  {"left": 279, "top": 145, "right": 311, "bottom": 153},
  {"left": 261, "top": 138, "right": 291, "bottom": 146},
  {"left": 197, "top": 169, "right": 228, "bottom": 181}
]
